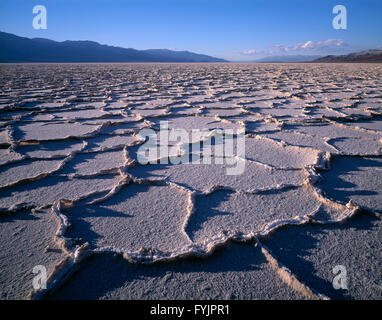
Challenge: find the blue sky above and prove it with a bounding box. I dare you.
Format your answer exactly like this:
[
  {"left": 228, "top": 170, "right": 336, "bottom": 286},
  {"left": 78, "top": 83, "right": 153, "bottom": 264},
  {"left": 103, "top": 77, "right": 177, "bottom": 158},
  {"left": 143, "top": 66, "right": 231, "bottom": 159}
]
[{"left": 1, "top": 0, "right": 381, "bottom": 60}]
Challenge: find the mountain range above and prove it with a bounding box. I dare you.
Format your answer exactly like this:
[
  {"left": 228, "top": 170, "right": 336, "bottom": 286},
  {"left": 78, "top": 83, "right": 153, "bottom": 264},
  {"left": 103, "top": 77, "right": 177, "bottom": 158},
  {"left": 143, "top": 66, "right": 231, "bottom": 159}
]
[
  {"left": 0, "top": 31, "right": 227, "bottom": 63},
  {"left": 313, "top": 49, "right": 382, "bottom": 63},
  {"left": 248, "top": 55, "right": 322, "bottom": 62},
  {"left": 1, "top": 31, "right": 382, "bottom": 63}
]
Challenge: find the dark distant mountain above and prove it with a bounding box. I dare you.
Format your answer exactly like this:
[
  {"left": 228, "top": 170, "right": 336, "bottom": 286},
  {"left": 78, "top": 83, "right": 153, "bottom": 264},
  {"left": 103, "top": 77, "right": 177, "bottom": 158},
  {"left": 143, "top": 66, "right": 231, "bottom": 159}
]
[
  {"left": 313, "top": 49, "right": 382, "bottom": 63},
  {"left": 0, "top": 31, "right": 227, "bottom": 63},
  {"left": 250, "top": 55, "right": 322, "bottom": 62}
]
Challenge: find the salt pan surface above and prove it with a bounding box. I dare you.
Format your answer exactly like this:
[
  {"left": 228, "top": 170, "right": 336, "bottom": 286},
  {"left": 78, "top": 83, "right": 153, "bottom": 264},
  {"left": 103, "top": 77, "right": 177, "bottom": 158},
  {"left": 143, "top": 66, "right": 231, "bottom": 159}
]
[{"left": 0, "top": 63, "right": 381, "bottom": 300}]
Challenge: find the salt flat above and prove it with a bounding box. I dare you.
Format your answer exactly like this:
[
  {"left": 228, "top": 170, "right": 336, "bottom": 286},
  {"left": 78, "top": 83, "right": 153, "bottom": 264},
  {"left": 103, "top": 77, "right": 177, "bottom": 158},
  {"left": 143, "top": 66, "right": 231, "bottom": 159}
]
[{"left": 0, "top": 63, "right": 381, "bottom": 300}]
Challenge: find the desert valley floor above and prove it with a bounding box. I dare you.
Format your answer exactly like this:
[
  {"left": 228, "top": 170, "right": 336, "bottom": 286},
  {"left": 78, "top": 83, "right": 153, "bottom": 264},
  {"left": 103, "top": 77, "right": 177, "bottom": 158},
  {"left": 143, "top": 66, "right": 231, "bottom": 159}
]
[{"left": 0, "top": 63, "right": 381, "bottom": 300}]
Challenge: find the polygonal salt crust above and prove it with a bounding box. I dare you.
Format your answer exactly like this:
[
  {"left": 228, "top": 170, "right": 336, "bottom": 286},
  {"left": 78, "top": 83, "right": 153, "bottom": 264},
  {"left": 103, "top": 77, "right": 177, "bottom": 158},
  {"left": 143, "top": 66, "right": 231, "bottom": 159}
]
[
  {"left": 84, "top": 134, "right": 137, "bottom": 151},
  {"left": 64, "top": 183, "right": 191, "bottom": 252},
  {"left": 128, "top": 158, "right": 307, "bottom": 192},
  {"left": 202, "top": 108, "right": 244, "bottom": 117},
  {"left": 0, "top": 149, "right": 24, "bottom": 166},
  {"left": 287, "top": 123, "right": 380, "bottom": 140},
  {"left": 150, "top": 115, "right": 242, "bottom": 132},
  {"left": 0, "top": 174, "right": 121, "bottom": 210},
  {"left": 0, "top": 129, "right": 9, "bottom": 145},
  {"left": 244, "top": 137, "right": 322, "bottom": 169},
  {"left": 100, "top": 121, "right": 146, "bottom": 135},
  {"left": 320, "top": 157, "right": 382, "bottom": 213},
  {"left": 16, "top": 140, "right": 85, "bottom": 158},
  {"left": 13, "top": 122, "right": 99, "bottom": 141},
  {"left": 202, "top": 101, "right": 240, "bottom": 109},
  {"left": 0, "top": 159, "right": 64, "bottom": 188},
  {"left": 186, "top": 186, "right": 322, "bottom": 242},
  {"left": 345, "top": 119, "right": 382, "bottom": 132},
  {"left": 264, "top": 131, "right": 337, "bottom": 153},
  {"left": 250, "top": 107, "right": 304, "bottom": 119},
  {"left": 0, "top": 208, "right": 64, "bottom": 299},
  {"left": 169, "top": 106, "right": 202, "bottom": 115},
  {"left": 61, "top": 150, "right": 126, "bottom": 176},
  {"left": 260, "top": 213, "right": 382, "bottom": 299},
  {"left": 0, "top": 62, "right": 381, "bottom": 300},
  {"left": 51, "top": 109, "right": 108, "bottom": 120},
  {"left": 328, "top": 137, "right": 381, "bottom": 155},
  {"left": 245, "top": 121, "right": 280, "bottom": 133},
  {"left": 130, "top": 108, "right": 168, "bottom": 117}
]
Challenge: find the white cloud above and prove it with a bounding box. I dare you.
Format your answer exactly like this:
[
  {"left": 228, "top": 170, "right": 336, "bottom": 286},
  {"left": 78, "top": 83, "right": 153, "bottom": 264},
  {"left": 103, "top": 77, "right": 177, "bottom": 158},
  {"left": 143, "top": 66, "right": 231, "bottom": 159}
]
[
  {"left": 301, "top": 40, "right": 314, "bottom": 49},
  {"left": 241, "top": 49, "right": 264, "bottom": 55},
  {"left": 269, "top": 39, "right": 348, "bottom": 54},
  {"left": 239, "top": 39, "right": 356, "bottom": 58}
]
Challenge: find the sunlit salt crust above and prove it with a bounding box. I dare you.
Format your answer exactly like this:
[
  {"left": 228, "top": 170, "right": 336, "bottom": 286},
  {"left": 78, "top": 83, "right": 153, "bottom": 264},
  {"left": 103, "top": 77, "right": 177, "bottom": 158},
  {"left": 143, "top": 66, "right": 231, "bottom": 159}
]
[{"left": 0, "top": 63, "right": 381, "bottom": 300}]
